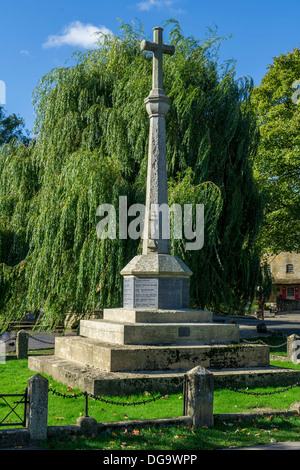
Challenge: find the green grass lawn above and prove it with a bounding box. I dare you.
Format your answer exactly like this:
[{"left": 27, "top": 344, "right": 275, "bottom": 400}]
[{"left": 1, "top": 348, "right": 300, "bottom": 450}]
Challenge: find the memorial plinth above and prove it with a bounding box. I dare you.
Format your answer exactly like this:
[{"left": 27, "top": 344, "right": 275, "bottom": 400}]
[{"left": 121, "top": 254, "right": 191, "bottom": 309}]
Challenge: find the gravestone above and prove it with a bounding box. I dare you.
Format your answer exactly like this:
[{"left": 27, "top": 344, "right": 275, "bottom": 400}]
[{"left": 29, "top": 27, "right": 275, "bottom": 395}]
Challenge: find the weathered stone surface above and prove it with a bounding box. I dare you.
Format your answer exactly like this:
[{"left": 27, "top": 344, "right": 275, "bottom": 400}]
[
  {"left": 0, "top": 428, "right": 30, "bottom": 449},
  {"left": 103, "top": 307, "right": 212, "bottom": 323},
  {"left": 287, "top": 334, "right": 300, "bottom": 363},
  {"left": 27, "top": 374, "right": 48, "bottom": 442},
  {"left": 183, "top": 366, "right": 214, "bottom": 428},
  {"left": 76, "top": 416, "right": 98, "bottom": 436},
  {"left": 120, "top": 254, "right": 192, "bottom": 277},
  {"left": 54, "top": 336, "right": 269, "bottom": 372},
  {"left": 28, "top": 354, "right": 300, "bottom": 395},
  {"left": 123, "top": 276, "right": 190, "bottom": 309},
  {"left": 79, "top": 319, "right": 240, "bottom": 345},
  {"left": 140, "top": 27, "right": 174, "bottom": 255},
  {"left": 16, "top": 330, "right": 29, "bottom": 359}
]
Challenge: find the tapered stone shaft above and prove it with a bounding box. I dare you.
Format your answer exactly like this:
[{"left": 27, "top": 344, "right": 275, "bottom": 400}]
[{"left": 141, "top": 27, "right": 175, "bottom": 255}]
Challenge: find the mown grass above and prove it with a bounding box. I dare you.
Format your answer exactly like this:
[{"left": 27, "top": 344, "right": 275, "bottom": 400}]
[{"left": 43, "top": 415, "right": 300, "bottom": 450}]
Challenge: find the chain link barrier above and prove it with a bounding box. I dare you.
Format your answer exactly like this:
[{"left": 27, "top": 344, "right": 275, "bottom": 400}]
[
  {"left": 225, "top": 381, "right": 300, "bottom": 396},
  {"left": 241, "top": 338, "right": 288, "bottom": 349},
  {"left": 28, "top": 334, "right": 55, "bottom": 345},
  {"left": 0, "top": 333, "right": 57, "bottom": 345},
  {"left": 1, "top": 336, "right": 17, "bottom": 344},
  {"left": 48, "top": 379, "right": 185, "bottom": 408}
]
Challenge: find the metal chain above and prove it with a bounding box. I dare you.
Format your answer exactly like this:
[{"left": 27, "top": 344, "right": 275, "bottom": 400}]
[
  {"left": 48, "top": 379, "right": 185, "bottom": 407},
  {"left": 226, "top": 381, "right": 300, "bottom": 396},
  {"left": 0, "top": 335, "right": 17, "bottom": 343},
  {"left": 241, "top": 338, "right": 287, "bottom": 348},
  {"left": 49, "top": 387, "right": 165, "bottom": 406},
  {"left": 0, "top": 333, "right": 56, "bottom": 345},
  {"left": 28, "top": 334, "right": 55, "bottom": 345}
]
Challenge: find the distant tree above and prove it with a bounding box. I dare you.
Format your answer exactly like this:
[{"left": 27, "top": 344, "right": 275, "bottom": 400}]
[
  {"left": 251, "top": 48, "right": 300, "bottom": 255},
  {"left": 0, "top": 106, "right": 30, "bottom": 146},
  {"left": 0, "top": 21, "right": 263, "bottom": 329}
]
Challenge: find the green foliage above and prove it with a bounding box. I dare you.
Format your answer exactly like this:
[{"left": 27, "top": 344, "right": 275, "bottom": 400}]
[
  {"left": 0, "top": 20, "right": 263, "bottom": 329},
  {"left": 251, "top": 48, "right": 300, "bottom": 254},
  {"left": 0, "top": 106, "right": 30, "bottom": 146}
]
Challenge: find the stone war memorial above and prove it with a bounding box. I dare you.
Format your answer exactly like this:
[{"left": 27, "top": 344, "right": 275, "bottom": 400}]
[{"left": 29, "top": 27, "right": 275, "bottom": 395}]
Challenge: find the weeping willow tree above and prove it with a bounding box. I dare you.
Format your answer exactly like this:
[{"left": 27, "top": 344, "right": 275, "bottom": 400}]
[{"left": 0, "top": 20, "right": 263, "bottom": 330}]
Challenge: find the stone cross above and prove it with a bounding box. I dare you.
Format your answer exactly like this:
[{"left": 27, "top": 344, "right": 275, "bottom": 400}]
[
  {"left": 140, "top": 27, "right": 175, "bottom": 255},
  {"left": 141, "top": 27, "right": 175, "bottom": 93}
]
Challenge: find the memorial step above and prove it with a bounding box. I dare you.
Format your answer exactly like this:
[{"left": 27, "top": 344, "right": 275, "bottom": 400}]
[
  {"left": 28, "top": 354, "right": 300, "bottom": 396},
  {"left": 103, "top": 308, "right": 213, "bottom": 324},
  {"left": 79, "top": 319, "right": 239, "bottom": 345},
  {"left": 54, "top": 336, "right": 269, "bottom": 372}
]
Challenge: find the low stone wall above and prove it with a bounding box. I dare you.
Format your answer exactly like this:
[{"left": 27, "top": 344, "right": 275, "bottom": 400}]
[
  {"left": 2, "top": 409, "right": 299, "bottom": 449},
  {"left": 0, "top": 428, "right": 31, "bottom": 449}
]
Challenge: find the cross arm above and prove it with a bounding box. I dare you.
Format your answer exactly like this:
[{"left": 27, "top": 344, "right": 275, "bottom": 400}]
[{"left": 140, "top": 40, "right": 175, "bottom": 56}]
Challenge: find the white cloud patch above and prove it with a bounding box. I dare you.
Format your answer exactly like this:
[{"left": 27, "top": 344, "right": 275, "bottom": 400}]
[
  {"left": 136, "top": 0, "right": 175, "bottom": 10},
  {"left": 43, "top": 21, "right": 113, "bottom": 49}
]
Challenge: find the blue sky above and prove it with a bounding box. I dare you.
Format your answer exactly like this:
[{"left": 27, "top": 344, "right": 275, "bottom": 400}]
[{"left": 1, "top": 0, "right": 300, "bottom": 134}]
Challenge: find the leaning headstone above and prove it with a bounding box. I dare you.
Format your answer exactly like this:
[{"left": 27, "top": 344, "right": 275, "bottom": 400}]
[
  {"left": 16, "top": 330, "right": 29, "bottom": 359},
  {"left": 27, "top": 373, "right": 48, "bottom": 442},
  {"left": 287, "top": 334, "right": 300, "bottom": 364}
]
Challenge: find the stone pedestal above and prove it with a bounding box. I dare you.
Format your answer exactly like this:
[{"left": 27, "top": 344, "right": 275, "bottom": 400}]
[
  {"left": 121, "top": 254, "right": 192, "bottom": 309},
  {"left": 28, "top": 304, "right": 277, "bottom": 396}
]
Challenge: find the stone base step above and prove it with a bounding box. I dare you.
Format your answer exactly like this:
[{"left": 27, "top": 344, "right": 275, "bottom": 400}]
[
  {"left": 54, "top": 336, "right": 269, "bottom": 372},
  {"left": 103, "top": 308, "right": 213, "bottom": 323},
  {"left": 28, "top": 355, "right": 300, "bottom": 396},
  {"left": 79, "top": 319, "right": 239, "bottom": 345}
]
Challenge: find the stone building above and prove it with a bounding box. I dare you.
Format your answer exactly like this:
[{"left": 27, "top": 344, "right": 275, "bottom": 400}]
[{"left": 266, "top": 252, "right": 300, "bottom": 310}]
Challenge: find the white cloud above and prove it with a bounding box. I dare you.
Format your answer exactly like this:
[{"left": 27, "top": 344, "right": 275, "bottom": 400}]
[
  {"left": 43, "top": 21, "right": 113, "bottom": 49},
  {"left": 136, "top": 0, "right": 174, "bottom": 10}
]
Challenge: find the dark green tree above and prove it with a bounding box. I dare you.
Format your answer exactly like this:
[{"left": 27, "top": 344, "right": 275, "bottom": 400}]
[
  {"left": 0, "top": 106, "right": 30, "bottom": 146},
  {"left": 0, "top": 21, "right": 263, "bottom": 330}
]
